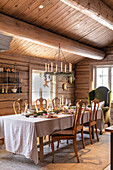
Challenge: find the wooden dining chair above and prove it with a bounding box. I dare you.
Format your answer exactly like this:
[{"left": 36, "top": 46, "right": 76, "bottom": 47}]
[
  {"left": 13, "top": 98, "right": 28, "bottom": 114},
  {"left": 51, "top": 100, "right": 86, "bottom": 163},
  {"left": 52, "top": 97, "right": 60, "bottom": 109},
  {"left": 84, "top": 98, "right": 99, "bottom": 144},
  {"left": 35, "top": 97, "right": 47, "bottom": 111}
]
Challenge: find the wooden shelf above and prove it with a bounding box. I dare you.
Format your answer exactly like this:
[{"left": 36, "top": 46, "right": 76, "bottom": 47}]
[{"left": 0, "top": 71, "right": 24, "bottom": 94}]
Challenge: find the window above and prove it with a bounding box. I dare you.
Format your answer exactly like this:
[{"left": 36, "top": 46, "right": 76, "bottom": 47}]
[
  {"left": 32, "top": 70, "right": 56, "bottom": 105},
  {"left": 94, "top": 66, "right": 113, "bottom": 100},
  {"left": 96, "top": 67, "right": 109, "bottom": 88}
]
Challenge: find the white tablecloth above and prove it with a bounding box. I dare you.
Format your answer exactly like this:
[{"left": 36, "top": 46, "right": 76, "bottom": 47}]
[
  {"left": 0, "top": 109, "right": 104, "bottom": 164},
  {"left": 0, "top": 114, "right": 74, "bottom": 164}
]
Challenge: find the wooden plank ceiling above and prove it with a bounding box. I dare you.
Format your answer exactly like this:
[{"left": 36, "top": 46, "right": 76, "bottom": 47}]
[
  {"left": 0, "top": 0, "right": 113, "bottom": 63},
  {"left": 102, "top": 0, "right": 113, "bottom": 9}
]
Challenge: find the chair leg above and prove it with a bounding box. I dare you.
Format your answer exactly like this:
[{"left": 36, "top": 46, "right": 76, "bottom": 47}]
[
  {"left": 73, "top": 137, "right": 79, "bottom": 163},
  {"left": 44, "top": 136, "right": 46, "bottom": 140},
  {"left": 108, "top": 122, "right": 110, "bottom": 127},
  {"left": 57, "top": 140, "right": 60, "bottom": 148},
  {"left": 91, "top": 126, "right": 94, "bottom": 139},
  {"left": 51, "top": 138, "right": 54, "bottom": 163},
  {"left": 49, "top": 135, "right": 51, "bottom": 147},
  {"left": 95, "top": 123, "right": 99, "bottom": 141},
  {"left": 81, "top": 129, "right": 85, "bottom": 148},
  {"left": 100, "top": 130, "right": 102, "bottom": 135},
  {"left": 89, "top": 125, "right": 93, "bottom": 144}
]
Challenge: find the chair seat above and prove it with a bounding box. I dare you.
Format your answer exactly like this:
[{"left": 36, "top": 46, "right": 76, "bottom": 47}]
[
  {"left": 84, "top": 121, "right": 96, "bottom": 126},
  {"left": 51, "top": 129, "right": 74, "bottom": 137}
]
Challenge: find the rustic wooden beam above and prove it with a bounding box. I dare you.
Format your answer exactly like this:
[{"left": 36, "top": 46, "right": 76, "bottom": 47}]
[
  {"left": 60, "top": 0, "right": 113, "bottom": 31},
  {"left": 0, "top": 13, "right": 105, "bottom": 60}
]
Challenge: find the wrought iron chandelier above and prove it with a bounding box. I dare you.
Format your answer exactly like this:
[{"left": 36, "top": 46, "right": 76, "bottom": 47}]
[{"left": 44, "top": 44, "right": 75, "bottom": 81}]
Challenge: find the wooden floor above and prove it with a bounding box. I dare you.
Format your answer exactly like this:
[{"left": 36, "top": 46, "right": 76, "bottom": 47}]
[{"left": 0, "top": 132, "right": 110, "bottom": 170}]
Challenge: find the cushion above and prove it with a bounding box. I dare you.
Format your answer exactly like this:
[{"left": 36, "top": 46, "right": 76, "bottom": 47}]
[
  {"left": 51, "top": 129, "right": 74, "bottom": 137},
  {"left": 99, "top": 101, "right": 105, "bottom": 109},
  {"left": 91, "top": 101, "right": 105, "bottom": 110}
]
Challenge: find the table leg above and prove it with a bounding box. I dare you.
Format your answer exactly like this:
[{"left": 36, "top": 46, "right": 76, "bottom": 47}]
[
  {"left": 39, "top": 137, "right": 43, "bottom": 162},
  {"left": 91, "top": 126, "right": 94, "bottom": 139},
  {"left": 111, "top": 133, "right": 113, "bottom": 170}
]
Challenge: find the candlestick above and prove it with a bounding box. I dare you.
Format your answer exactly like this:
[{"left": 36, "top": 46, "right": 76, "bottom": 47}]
[
  {"left": 60, "top": 97, "right": 61, "bottom": 108},
  {"left": 45, "top": 63, "right": 47, "bottom": 72},
  {"left": 48, "top": 64, "right": 50, "bottom": 72},
  {"left": 65, "top": 64, "right": 67, "bottom": 72},
  {"left": 56, "top": 64, "right": 57, "bottom": 72},
  {"left": 61, "top": 62, "right": 63, "bottom": 72},
  {"left": 62, "top": 95, "right": 64, "bottom": 106}
]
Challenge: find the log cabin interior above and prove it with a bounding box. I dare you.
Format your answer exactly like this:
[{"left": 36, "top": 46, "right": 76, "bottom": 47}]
[{"left": 0, "top": 0, "right": 113, "bottom": 169}]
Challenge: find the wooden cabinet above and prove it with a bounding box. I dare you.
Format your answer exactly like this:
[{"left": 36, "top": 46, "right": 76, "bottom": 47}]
[{"left": 0, "top": 72, "right": 24, "bottom": 94}]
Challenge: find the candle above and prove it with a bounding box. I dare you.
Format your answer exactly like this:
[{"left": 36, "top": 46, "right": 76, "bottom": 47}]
[
  {"left": 45, "top": 63, "right": 47, "bottom": 72},
  {"left": 65, "top": 98, "right": 68, "bottom": 106},
  {"left": 62, "top": 95, "right": 64, "bottom": 106},
  {"left": 69, "top": 63, "right": 72, "bottom": 72},
  {"left": 61, "top": 62, "right": 63, "bottom": 72},
  {"left": 65, "top": 64, "right": 67, "bottom": 73},
  {"left": 56, "top": 64, "right": 57, "bottom": 72},
  {"left": 60, "top": 97, "right": 61, "bottom": 108},
  {"left": 47, "top": 99, "right": 49, "bottom": 109},
  {"left": 51, "top": 62, "right": 53, "bottom": 72},
  {"left": 69, "top": 63, "right": 71, "bottom": 72},
  {"left": 71, "top": 63, "right": 72, "bottom": 72},
  {"left": 48, "top": 64, "right": 50, "bottom": 72}
]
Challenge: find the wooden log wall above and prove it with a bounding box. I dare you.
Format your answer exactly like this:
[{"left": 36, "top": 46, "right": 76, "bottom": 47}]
[
  {"left": 0, "top": 53, "right": 75, "bottom": 116},
  {"left": 75, "top": 46, "right": 113, "bottom": 123}
]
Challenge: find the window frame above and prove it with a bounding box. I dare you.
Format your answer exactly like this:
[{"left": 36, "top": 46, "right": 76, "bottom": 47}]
[
  {"left": 94, "top": 65, "right": 111, "bottom": 90},
  {"left": 93, "top": 65, "right": 113, "bottom": 101},
  {"left": 29, "top": 64, "right": 57, "bottom": 106}
]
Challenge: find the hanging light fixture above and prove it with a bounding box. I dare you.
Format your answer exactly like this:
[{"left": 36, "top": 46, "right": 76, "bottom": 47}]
[{"left": 44, "top": 43, "right": 75, "bottom": 81}]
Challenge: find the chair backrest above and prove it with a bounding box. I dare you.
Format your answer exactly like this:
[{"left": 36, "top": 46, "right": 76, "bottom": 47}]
[
  {"left": 73, "top": 100, "right": 86, "bottom": 132},
  {"left": 90, "top": 98, "right": 99, "bottom": 122},
  {"left": 52, "top": 97, "right": 60, "bottom": 109},
  {"left": 35, "top": 97, "right": 47, "bottom": 111},
  {"left": 88, "top": 86, "right": 111, "bottom": 107},
  {"left": 13, "top": 98, "right": 27, "bottom": 114}
]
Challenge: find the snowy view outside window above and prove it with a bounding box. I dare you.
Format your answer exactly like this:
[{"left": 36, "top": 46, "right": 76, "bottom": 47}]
[{"left": 32, "top": 70, "right": 56, "bottom": 105}]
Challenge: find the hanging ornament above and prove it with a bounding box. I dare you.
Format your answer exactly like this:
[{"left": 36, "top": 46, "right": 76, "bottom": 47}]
[
  {"left": 68, "top": 76, "right": 73, "bottom": 84},
  {"left": 62, "top": 83, "right": 68, "bottom": 90},
  {"left": 43, "top": 77, "right": 49, "bottom": 87}
]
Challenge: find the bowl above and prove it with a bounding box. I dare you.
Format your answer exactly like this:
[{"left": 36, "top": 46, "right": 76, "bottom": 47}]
[
  {"left": 27, "top": 109, "right": 35, "bottom": 114},
  {"left": 25, "top": 114, "right": 30, "bottom": 118},
  {"left": 34, "top": 114, "right": 37, "bottom": 117},
  {"left": 11, "top": 88, "right": 17, "bottom": 93}
]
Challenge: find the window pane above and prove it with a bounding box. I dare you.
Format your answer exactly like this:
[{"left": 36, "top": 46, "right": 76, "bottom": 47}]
[
  {"left": 96, "top": 68, "right": 108, "bottom": 88},
  {"left": 32, "top": 70, "right": 56, "bottom": 105}
]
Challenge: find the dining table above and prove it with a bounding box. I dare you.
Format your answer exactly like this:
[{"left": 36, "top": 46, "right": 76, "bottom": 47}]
[{"left": 0, "top": 108, "right": 104, "bottom": 164}]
